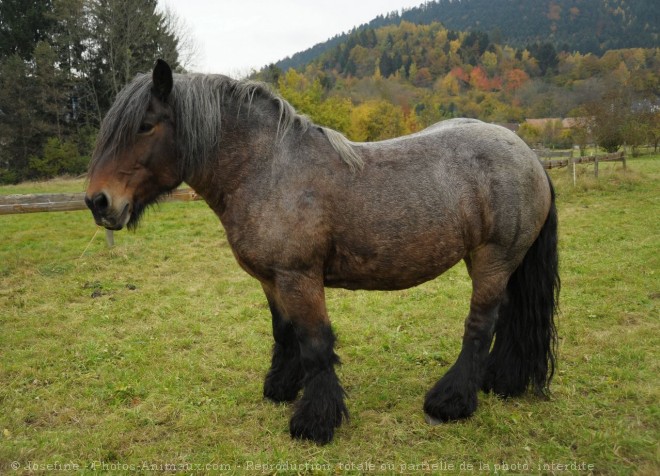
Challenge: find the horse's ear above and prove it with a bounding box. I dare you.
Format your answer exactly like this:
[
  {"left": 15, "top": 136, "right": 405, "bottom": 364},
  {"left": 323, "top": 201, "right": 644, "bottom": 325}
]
[{"left": 152, "top": 59, "right": 173, "bottom": 102}]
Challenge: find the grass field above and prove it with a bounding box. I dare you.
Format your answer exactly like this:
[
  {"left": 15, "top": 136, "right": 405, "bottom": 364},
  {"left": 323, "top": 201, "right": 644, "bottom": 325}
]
[{"left": 1, "top": 157, "right": 658, "bottom": 475}]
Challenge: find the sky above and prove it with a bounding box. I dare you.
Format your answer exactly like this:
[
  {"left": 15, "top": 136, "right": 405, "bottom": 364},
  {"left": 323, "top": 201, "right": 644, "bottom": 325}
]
[{"left": 164, "top": 0, "right": 426, "bottom": 77}]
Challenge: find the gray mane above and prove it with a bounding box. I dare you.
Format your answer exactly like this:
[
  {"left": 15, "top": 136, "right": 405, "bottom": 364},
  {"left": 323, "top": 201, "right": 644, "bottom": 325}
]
[{"left": 92, "top": 73, "right": 363, "bottom": 176}]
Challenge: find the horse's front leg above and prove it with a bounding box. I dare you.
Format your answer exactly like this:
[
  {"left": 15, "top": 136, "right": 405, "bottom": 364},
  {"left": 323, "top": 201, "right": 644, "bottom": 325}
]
[
  {"left": 263, "top": 291, "right": 304, "bottom": 403},
  {"left": 264, "top": 272, "right": 348, "bottom": 444}
]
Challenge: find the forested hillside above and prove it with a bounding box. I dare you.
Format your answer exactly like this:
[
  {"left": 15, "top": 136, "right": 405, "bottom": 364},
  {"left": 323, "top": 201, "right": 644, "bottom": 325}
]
[
  {"left": 0, "top": 1, "right": 657, "bottom": 184},
  {"left": 258, "top": 20, "right": 658, "bottom": 151},
  {"left": 277, "top": 0, "right": 659, "bottom": 71}
]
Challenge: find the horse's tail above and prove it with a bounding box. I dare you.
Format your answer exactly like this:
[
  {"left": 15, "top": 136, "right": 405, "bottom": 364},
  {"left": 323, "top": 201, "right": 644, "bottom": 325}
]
[{"left": 483, "top": 176, "right": 560, "bottom": 398}]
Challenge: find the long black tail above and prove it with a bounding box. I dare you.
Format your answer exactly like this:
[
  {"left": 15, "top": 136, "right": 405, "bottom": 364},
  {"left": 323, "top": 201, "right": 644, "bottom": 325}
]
[{"left": 483, "top": 178, "right": 560, "bottom": 398}]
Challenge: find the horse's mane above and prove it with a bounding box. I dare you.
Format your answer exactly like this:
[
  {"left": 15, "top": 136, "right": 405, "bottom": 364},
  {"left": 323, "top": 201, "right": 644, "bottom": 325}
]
[{"left": 92, "top": 73, "right": 363, "bottom": 176}]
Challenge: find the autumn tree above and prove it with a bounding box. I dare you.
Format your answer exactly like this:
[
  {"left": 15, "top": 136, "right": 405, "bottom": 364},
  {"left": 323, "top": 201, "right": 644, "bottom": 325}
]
[
  {"left": 517, "top": 123, "right": 541, "bottom": 147},
  {"left": 277, "top": 69, "right": 353, "bottom": 134},
  {"left": 580, "top": 90, "right": 629, "bottom": 153},
  {"left": 349, "top": 100, "right": 406, "bottom": 142}
]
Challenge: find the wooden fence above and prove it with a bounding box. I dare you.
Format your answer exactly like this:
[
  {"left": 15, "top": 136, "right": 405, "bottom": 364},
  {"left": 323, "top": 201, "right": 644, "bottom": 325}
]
[
  {"left": 0, "top": 188, "right": 200, "bottom": 215},
  {"left": 539, "top": 151, "right": 626, "bottom": 185},
  {"left": 539, "top": 151, "right": 626, "bottom": 174},
  {"left": 0, "top": 188, "right": 201, "bottom": 246},
  {"left": 0, "top": 152, "right": 626, "bottom": 245},
  {"left": 533, "top": 149, "right": 575, "bottom": 159}
]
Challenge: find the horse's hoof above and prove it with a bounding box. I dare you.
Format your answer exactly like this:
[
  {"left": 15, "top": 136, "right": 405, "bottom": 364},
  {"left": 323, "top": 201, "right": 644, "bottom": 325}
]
[
  {"left": 263, "top": 367, "right": 303, "bottom": 403},
  {"left": 423, "top": 376, "right": 478, "bottom": 422},
  {"left": 424, "top": 413, "right": 442, "bottom": 426},
  {"left": 263, "top": 383, "right": 300, "bottom": 403},
  {"left": 289, "top": 413, "right": 336, "bottom": 445}
]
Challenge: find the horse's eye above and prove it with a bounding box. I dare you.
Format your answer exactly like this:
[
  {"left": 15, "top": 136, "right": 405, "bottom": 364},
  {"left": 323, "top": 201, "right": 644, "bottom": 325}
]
[{"left": 138, "top": 122, "right": 154, "bottom": 134}]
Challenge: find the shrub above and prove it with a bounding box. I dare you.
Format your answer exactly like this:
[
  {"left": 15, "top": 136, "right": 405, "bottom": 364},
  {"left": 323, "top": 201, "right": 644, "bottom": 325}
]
[{"left": 29, "top": 137, "right": 88, "bottom": 179}]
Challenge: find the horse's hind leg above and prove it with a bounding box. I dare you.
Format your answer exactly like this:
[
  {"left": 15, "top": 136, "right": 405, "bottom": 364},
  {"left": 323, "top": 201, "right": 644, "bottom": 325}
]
[
  {"left": 263, "top": 291, "right": 304, "bottom": 403},
  {"left": 264, "top": 273, "right": 348, "bottom": 444},
  {"left": 424, "top": 245, "right": 512, "bottom": 423}
]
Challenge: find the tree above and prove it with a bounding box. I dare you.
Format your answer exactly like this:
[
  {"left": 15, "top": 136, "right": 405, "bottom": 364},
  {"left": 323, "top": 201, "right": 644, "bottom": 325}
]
[
  {"left": 504, "top": 68, "right": 529, "bottom": 92},
  {"left": 87, "top": 0, "right": 180, "bottom": 108},
  {"left": 570, "top": 117, "right": 591, "bottom": 155},
  {"left": 348, "top": 45, "right": 376, "bottom": 78},
  {"left": 648, "top": 110, "right": 660, "bottom": 152},
  {"left": 481, "top": 50, "right": 498, "bottom": 74},
  {"left": 29, "top": 137, "right": 86, "bottom": 179},
  {"left": 531, "top": 43, "right": 559, "bottom": 75},
  {"left": 379, "top": 51, "right": 395, "bottom": 78},
  {"left": 0, "top": 55, "right": 37, "bottom": 182},
  {"left": 581, "top": 89, "right": 632, "bottom": 153},
  {"left": 413, "top": 67, "right": 433, "bottom": 88},
  {"left": 459, "top": 31, "right": 490, "bottom": 66},
  {"left": 0, "top": 0, "right": 188, "bottom": 183},
  {"left": 33, "top": 41, "right": 67, "bottom": 139},
  {"left": 437, "top": 72, "right": 460, "bottom": 96},
  {"left": 0, "top": 0, "right": 54, "bottom": 60},
  {"left": 517, "top": 123, "right": 541, "bottom": 147},
  {"left": 349, "top": 100, "right": 406, "bottom": 142},
  {"left": 621, "top": 117, "right": 648, "bottom": 156},
  {"left": 315, "top": 97, "right": 353, "bottom": 135},
  {"left": 258, "top": 64, "right": 283, "bottom": 86}
]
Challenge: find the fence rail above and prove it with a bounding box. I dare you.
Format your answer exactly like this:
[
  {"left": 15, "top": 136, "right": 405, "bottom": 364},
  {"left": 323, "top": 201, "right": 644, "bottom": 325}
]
[
  {"left": 540, "top": 151, "right": 625, "bottom": 171},
  {"left": 534, "top": 149, "right": 575, "bottom": 159},
  {"left": 541, "top": 151, "right": 626, "bottom": 183},
  {"left": 0, "top": 188, "right": 200, "bottom": 216},
  {"left": 0, "top": 188, "right": 201, "bottom": 247},
  {"left": 0, "top": 154, "right": 627, "bottom": 216},
  {"left": 0, "top": 153, "right": 627, "bottom": 245}
]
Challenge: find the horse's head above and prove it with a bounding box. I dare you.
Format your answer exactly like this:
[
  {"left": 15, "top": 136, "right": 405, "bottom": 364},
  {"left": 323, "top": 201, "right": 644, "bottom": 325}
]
[{"left": 85, "top": 60, "right": 181, "bottom": 230}]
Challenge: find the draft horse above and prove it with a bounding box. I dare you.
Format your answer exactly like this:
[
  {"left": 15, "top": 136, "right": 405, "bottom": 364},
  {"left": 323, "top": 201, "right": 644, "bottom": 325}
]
[{"left": 86, "top": 60, "right": 559, "bottom": 444}]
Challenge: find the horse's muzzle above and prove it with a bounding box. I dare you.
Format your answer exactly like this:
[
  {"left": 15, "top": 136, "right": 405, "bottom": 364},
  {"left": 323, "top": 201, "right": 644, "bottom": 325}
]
[{"left": 85, "top": 191, "right": 131, "bottom": 230}]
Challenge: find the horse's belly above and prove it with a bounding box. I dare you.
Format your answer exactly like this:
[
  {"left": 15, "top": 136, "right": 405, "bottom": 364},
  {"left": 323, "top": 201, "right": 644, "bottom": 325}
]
[
  {"left": 323, "top": 240, "right": 465, "bottom": 291},
  {"left": 323, "top": 270, "right": 448, "bottom": 291}
]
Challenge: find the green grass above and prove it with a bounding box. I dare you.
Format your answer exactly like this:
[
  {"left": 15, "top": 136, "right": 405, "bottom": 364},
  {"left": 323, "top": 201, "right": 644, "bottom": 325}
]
[{"left": 1, "top": 158, "right": 658, "bottom": 474}]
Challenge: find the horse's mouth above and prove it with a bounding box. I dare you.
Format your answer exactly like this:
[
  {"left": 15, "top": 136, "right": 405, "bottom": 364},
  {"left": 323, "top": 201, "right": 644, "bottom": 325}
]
[{"left": 97, "top": 203, "right": 131, "bottom": 230}]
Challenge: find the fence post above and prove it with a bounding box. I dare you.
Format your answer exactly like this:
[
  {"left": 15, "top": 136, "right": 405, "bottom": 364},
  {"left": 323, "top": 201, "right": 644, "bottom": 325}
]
[
  {"left": 105, "top": 229, "right": 114, "bottom": 247},
  {"left": 594, "top": 157, "right": 599, "bottom": 178},
  {"left": 572, "top": 158, "right": 576, "bottom": 186},
  {"left": 621, "top": 151, "right": 627, "bottom": 171}
]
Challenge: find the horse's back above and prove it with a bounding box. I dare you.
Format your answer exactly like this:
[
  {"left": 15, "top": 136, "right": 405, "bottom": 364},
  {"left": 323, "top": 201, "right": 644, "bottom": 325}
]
[
  {"left": 360, "top": 118, "right": 538, "bottom": 167},
  {"left": 357, "top": 118, "right": 548, "bottom": 209}
]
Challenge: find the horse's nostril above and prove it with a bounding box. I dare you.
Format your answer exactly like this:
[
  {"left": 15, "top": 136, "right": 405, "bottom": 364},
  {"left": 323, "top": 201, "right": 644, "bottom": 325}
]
[{"left": 90, "top": 192, "right": 109, "bottom": 213}]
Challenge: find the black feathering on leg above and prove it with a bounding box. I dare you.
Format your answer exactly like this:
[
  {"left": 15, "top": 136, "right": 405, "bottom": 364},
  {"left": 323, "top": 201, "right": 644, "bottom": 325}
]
[
  {"left": 264, "top": 341, "right": 304, "bottom": 402},
  {"left": 289, "top": 368, "right": 348, "bottom": 444},
  {"left": 263, "top": 301, "right": 304, "bottom": 403},
  {"left": 289, "top": 325, "right": 348, "bottom": 445},
  {"left": 423, "top": 335, "right": 485, "bottom": 423}
]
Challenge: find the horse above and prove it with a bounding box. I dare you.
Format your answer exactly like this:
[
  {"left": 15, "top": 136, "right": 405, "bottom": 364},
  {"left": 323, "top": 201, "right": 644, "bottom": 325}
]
[{"left": 85, "top": 60, "right": 559, "bottom": 445}]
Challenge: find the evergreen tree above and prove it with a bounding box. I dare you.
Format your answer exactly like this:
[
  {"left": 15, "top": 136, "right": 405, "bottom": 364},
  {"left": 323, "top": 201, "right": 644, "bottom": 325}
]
[
  {"left": 0, "top": 0, "right": 54, "bottom": 60},
  {"left": 530, "top": 43, "right": 559, "bottom": 75},
  {"left": 0, "top": 0, "right": 184, "bottom": 183},
  {"left": 379, "top": 52, "right": 394, "bottom": 78}
]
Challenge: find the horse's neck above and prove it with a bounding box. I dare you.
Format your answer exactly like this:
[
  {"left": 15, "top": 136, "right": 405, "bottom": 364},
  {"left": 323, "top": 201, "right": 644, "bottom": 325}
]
[{"left": 185, "top": 102, "right": 280, "bottom": 213}]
